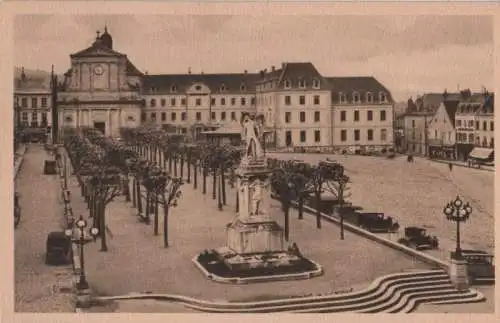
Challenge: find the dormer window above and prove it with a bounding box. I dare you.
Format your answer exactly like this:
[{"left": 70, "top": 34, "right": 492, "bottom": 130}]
[
  {"left": 195, "top": 85, "right": 202, "bottom": 91},
  {"left": 240, "top": 84, "right": 246, "bottom": 91},
  {"left": 352, "top": 92, "right": 360, "bottom": 104},
  {"left": 171, "top": 85, "right": 177, "bottom": 93},
  {"left": 379, "top": 92, "right": 387, "bottom": 103},
  {"left": 284, "top": 80, "right": 291, "bottom": 89},
  {"left": 298, "top": 79, "right": 306, "bottom": 88},
  {"left": 312, "top": 79, "right": 320, "bottom": 89},
  {"left": 150, "top": 87, "right": 157, "bottom": 93},
  {"left": 339, "top": 92, "right": 346, "bottom": 104},
  {"left": 366, "top": 92, "right": 373, "bottom": 103},
  {"left": 219, "top": 84, "right": 226, "bottom": 92}
]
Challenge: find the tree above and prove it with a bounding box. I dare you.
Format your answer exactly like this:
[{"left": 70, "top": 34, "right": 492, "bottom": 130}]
[
  {"left": 310, "top": 161, "right": 340, "bottom": 229},
  {"left": 271, "top": 168, "right": 295, "bottom": 241},
  {"left": 325, "top": 172, "right": 350, "bottom": 240},
  {"left": 156, "top": 174, "right": 183, "bottom": 247},
  {"left": 289, "top": 161, "right": 313, "bottom": 220}
]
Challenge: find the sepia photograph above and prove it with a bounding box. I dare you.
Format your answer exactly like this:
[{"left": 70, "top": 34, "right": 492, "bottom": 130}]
[{"left": 11, "top": 8, "right": 495, "bottom": 315}]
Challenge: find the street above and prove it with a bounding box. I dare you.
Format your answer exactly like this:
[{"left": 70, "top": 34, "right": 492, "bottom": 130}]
[{"left": 14, "top": 145, "right": 74, "bottom": 312}]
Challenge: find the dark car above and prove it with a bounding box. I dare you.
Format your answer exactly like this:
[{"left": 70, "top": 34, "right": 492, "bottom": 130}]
[
  {"left": 45, "top": 232, "right": 72, "bottom": 266},
  {"left": 355, "top": 212, "right": 400, "bottom": 233},
  {"left": 458, "top": 250, "right": 495, "bottom": 284},
  {"left": 398, "top": 226, "right": 439, "bottom": 250},
  {"left": 43, "top": 160, "right": 58, "bottom": 175}
]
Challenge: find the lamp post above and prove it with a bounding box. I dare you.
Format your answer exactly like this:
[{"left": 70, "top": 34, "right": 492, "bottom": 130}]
[
  {"left": 443, "top": 195, "right": 472, "bottom": 260},
  {"left": 65, "top": 215, "right": 99, "bottom": 291}
]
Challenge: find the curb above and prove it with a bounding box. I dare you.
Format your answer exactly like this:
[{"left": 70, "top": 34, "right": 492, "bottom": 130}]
[
  {"left": 191, "top": 255, "right": 324, "bottom": 284},
  {"left": 429, "top": 158, "right": 494, "bottom": 172},
  {"left": 14, "top": 145, "right": 27, "bottom": 180}
]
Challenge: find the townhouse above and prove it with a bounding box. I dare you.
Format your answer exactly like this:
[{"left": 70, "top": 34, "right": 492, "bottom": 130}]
[
  {"left": 426, "top": 100, "right": 459, "bottom": 159},
  {"left": 14, "top": 68, "right": 52, "bottom": 128}
]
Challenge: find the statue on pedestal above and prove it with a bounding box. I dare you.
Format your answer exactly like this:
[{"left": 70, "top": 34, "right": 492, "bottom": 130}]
[{"left": 240, "top": 112, "right": 265, "bottom": 163}]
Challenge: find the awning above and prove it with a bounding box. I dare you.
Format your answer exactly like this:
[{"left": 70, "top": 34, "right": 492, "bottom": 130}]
[{"left": 468, "top": 147, "right": 494, "bottom": 160}]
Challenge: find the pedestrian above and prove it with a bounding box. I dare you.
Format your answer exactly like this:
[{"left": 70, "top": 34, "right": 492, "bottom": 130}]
[{"left": 448, "top": 163, "right": 453, "bottom": 171}]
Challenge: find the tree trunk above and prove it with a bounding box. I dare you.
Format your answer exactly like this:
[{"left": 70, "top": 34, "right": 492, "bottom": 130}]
[
  {"left": 202, "top": 167, "right": 207, "bottom": 194},
  {"left": 137, "top": 181, "right": 143, "bottom": 213},
  {"left": 187, "top": 156, "right": 191, "bottom": 183},
  {"left": 284, "top": 203, "right": 290, "bottom": 241},
  {"left": 218, "top": 173, "right": 223, "bottom": 211},
  {"left": 298, "top": 197, "right": 304, "bottom": 220},
  {"left": 212, "top": 170, "right": 217, "bottom": 200},
  {"left": 154, "top": 193, "right": 159, "bottom": 235},
  {"left": 193, "top": 164, "right": 198, "bottom": 189},
  {"left": 180, "top": 157, "right": 184, "bottom": 179},
  {"left": 221, "top": 166, "right": 227, "bottom": 205},
  {"left": 168, "top": 155, "right": 172, "bottom": 172},
  {"left": 124, "top": 175, "right": 131, "bottom": 202},
  {"left": 145, "top": 192, "right": 151, "bottom": 224},
  {"left": 99, "top": 201, "right": 108, "bottom": 252},
  {"left": 315, "top": 190, "right": 322, "bottom": 229},
  {"left": 163, "top": 202, "right": 170, "bottom": 248},
  {"left": 236, "top": 191, "right": 239, "bottom": 212},
  {"left": 132, "top": 177, "right": 137, "bottom": 208},
  {"left": 174, "top": 157, "right": 178, "bottom": 177}
]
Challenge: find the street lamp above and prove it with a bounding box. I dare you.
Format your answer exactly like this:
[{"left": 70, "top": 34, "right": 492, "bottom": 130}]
[
  {"left": 65, "top": 215, "right": 99, "bottom": 291},
  {"left": 443, "top": 195, "right": 472, "bottom": 260}
]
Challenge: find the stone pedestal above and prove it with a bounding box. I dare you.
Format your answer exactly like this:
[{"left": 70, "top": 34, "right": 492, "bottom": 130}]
[
  {"left": 448, "top": 258, "right": 469, "bottom": 290},
  {"left": 226, "top": 217, "right": 284, "bottom": 254},
  {"left": 76, "top": 288, "right": 92, "bottom": 308}
]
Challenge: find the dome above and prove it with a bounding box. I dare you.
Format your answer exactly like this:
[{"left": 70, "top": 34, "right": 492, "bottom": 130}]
[{"left": 100, "top": 25, "right": 113, "bottom": 50}]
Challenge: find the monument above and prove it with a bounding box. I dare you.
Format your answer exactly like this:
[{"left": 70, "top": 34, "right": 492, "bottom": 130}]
[{"left": 194, "top": 113, "right": 322, "bottom": 283}]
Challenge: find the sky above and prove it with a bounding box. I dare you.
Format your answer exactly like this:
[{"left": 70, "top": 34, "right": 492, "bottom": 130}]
[{"left": 14, "top": 14, "right": 493, "bottom": 101}]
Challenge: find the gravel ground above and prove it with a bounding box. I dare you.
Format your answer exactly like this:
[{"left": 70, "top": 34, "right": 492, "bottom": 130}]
[
  {"left": 268, "top": 153, "right": 494, "bottom": 254},
  {"left": 59, "top": 152, "right": 432, "bottom": 309},
  {"left": 14, "top": 145, "right": 75, "bottom": 313}
]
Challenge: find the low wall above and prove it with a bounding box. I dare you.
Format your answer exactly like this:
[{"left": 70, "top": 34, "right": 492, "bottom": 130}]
[{"left": 14, "top": 145, "right": 27, "bottom": 180}]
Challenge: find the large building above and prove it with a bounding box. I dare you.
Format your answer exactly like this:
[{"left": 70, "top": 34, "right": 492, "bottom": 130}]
[
  {"left": 14, "top": 68, "right": 52, "bottom": 128},
  {"left": 31, "top": 26, "right": 395, "bottom": 150},
  {"left": 426, "top": 100, "right": 460, "bottom": 159}
]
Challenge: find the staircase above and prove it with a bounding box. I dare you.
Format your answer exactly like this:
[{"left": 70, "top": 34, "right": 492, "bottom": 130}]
[{"left": 98, "top": 270, "right": 485, "bottom": 313}]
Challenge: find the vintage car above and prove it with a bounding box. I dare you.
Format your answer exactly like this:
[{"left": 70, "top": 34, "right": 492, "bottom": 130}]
[
  {"left": 45, "top": 231, "right": 72, "bottom": 266},
  {"left": 455, "top": 250, "right": 495, "bottom": 284},
  {"left": 398, "top": 226, "right": 439, "bottom": 250},
  {"left": 354, "top": 212, "right": 400, "bottom": 233},
  {"left": 43, "top": 160, "right": 58, "bottom": 175}
]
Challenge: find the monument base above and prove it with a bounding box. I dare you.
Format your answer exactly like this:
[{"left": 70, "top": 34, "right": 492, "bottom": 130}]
[
  {"left": 449, "top": 258, "right": 469, "bottom": 291},
  {"left": 226, "top": 216, "right": 284, "bottom": 254}
]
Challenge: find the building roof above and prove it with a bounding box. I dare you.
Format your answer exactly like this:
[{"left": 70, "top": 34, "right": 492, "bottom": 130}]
[
  {"left": 326, "top": 76, "right": 393, "bottom": 104},
  {"left": 442, "top": 100, "right": 460, "bottom": 125},
  {"left": 142, "top": 72, "right": 261, "bottom": 94},
  {"left": 70, "top": 37, "right": 126, "bottom": 58},
  {"left": 256, "top": 62, "right": 330, "bottom": 91}
]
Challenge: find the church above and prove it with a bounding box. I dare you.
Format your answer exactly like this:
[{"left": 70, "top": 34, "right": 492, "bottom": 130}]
[{"left": 57, "top": 27, "right": 144, "bottom": 137}]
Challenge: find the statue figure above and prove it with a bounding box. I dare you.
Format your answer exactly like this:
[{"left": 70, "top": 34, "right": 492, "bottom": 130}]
[
  {"left": 241, "top": 112, "right": 264, "bottom": 161},
  {"left": 250, "top": 178, "right": 262, "bottom": 216}
]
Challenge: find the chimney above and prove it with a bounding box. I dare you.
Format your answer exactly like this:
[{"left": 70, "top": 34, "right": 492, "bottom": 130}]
[
  {"left": 281, "top": 62, "right": 286, "bottom": 69},
  {"left": 271, "top": 66, "right": 275, "bottom": 72},
  {"left": 244, "top": 70, "right": 248, "bottom": 74},
  {"left": 443, "top": 89, "right": 448, "bottom": 100},
  {"left": 259, "top": 70, "right": 265, "bottom": 78},
  {"left": 201, "top": 71, "right": 204, "bottom": 75},
  {"left": 188, "top": 67, "right": 192, "bottom": 74},
  {"left": 264, "top": 68, "right": 267, "bottom": 74}
]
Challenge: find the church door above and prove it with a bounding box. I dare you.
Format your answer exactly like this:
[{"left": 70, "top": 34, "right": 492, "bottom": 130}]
[{"left": 94, "top": 122, "right": 106, "bottom": 135}]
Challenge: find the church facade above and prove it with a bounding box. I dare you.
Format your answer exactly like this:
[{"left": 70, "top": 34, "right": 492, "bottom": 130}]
[{"left": 57, "top": 27, "right": 144, "bottom": 137}]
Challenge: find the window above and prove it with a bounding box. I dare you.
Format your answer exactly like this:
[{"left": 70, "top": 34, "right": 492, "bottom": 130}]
[
  {"left": 285, "top": 96, "right": 291, "bottom": 105},
  {"left": 196, "top": 112, "right": 201, "bottom": 121},
  {"left": 241, "top": 98, "right": 246, "bottom": 106},
  {"left": 221, "top": 98, "right": 226, "bottom": 105},
  {"left": 379, "top": 92, "right": 387, "bottom": 102},
  {"left": 314, "top": 111, "right": 320, "bottom": 122},
  {"left": 312, "top": 79, "right": 320, "bottom": 89},
  {"left": 221, "top": 112, "right": 226, "bottom": 121},
  {"left": 181, "top": 98, "right": 186, "bottom": 106},
  {"left": 22, "top": 112, "right": 28, "bottom": 121},
  {"left": 300, "top": 130, "right": 306, "bottom": 142},
  {"left": 313, "top": 95, "right": 320, "bottom": 105},
  {"left": 381, "top": 129, "right": 387, "bottom": 141},
  {"left": 353, "top": 92, "right": 360, "bottom": 103},
  {"left": 31, "top": 98, "right": 37, "bottom": 108},
  {"left": 141, "top": 112, "right": 146, "bottom": 122},
  {"left": 149, "top": 99, "right": 156, "bottom": 107},
  {"left": 475, "top": 121, "right": 479, "bottom": 130},
  {"left": 231, "top": 98, "right": 236, "bottom": 105},
  {"left": 195, "top": 85, "right": 202, "bottom": 91},
  {"left": 340, "top": 110, "right": 346, "bottom": 122},
  {"left": 171, "top": 98, "right": 176, "bottom": 106},
  {"left": 160, "top": 98, "right": 166, "bottom": 107},
  {"left": 161, "top": 112, "right": 166, "bottom": 121},
  {"left": 299, "top": 95, "right": 305, "bottom": 105},
  {"left": 476, "top": 136, "right": 480, "bottom": 145},
  {"left": 298, "top": 80, "right": 306, "bottom": 88},
  {"left": 367, "top": 129, "right": 373, "bottom": 141},
  {"left": 354, "top": 129, "right": 360, "bottom": 141},
  {"left": 251, "top": 97, "right": 256, "bottom": 105},
  {"left": 314, "top": 130, "right": 321, "bottom": 143},
  {"left": 367, "top": 110, "right": 373, "bottom": 121},
  {"left": 181, "top": 112, "right": 186, "bottom": 121},
  {"left": 340, "top": 130, "right": 347, "bottom": 142},
  {"left": 171, "top": 112, "right": 176, "bottom": 121},
  {"left": 41, "top": 98, "right": 48, "bottom": 108},
  {"left": 211, "top": 111, "right": 216, "bottom": 120},
  {"left": 41, "top": 112, "right": 47, "bottom": 125},
  {"left": 284, "top": 80, "right": 291, "bottom": 89},
  {"left": 491, "top": 121, "right": 494, "bottom": 131},
  {"left": 231, "top": 112, "right": 236, "bottom": 121},
  {"left": 171, "top": 85, "right": 177, "bottom": 93},
  {"left": 434, "top": 129, "right": 438, "bottom": 138},
  {"left": 21, "top": 98, "right": 27, "bottom": 108},
  {"left": 483, "top": 121, "right": 487, "bottom": 131},
  {"left": 354, "top": 110, "right": 360, "bottom": 122},
  {"left": 211, "top": 98, "right": 216, "bottom": 105},
  {"left": 32, "top": 112, "right": 37, "bottom": 121},
  {"left": 297, "top": 111, "right": 306, "bottom": 123},
  {"left": 240, "top": 84, "right": 246, "bottom": 91},
  {"left": 285, "top": 112, "right": 291, "bottom": 123},
  {"left": 366, "top": 92, "right": 373, "bottom": 103},
  {"left": 490, "top": 138, "right": 494, "bottom": 148},
  {"left": 380, "top": 110, "right": 386, "bottom": 121},
  {"left": 219, "top": 85, "right": 226, "bottom": 92},
  {"left": 150, "top": 112, "right": 156, "bottom": 120},
  {"left": 456, "top": 119, "right": 462, "bottom": 127},
  {"left": 339, "top": 92, "right": 346, "bottom": 104},
  {"left": 468, "top": 133, "right": 474, "bottom": 143},
  {"left": 195, "top": 98, "right": 201, "bottom": 106}
]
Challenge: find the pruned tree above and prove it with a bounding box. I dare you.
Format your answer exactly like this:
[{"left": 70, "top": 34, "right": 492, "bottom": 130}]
[{"left": 156, "top": 174, "right": 184, "bottom": 247}]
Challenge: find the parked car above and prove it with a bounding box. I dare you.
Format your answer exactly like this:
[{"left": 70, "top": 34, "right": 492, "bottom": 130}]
[
  {"left": 355, "top": 212, "right": 400, "bottom": 233},
  {"left": 43, "top": 160, "right": 58, "bottom": 175},
  {"left": 453, "top": 249, "right": 495, "bottom": 284},
  {"left": 45, "top": 231, "right": 72, "bottom": 266},
  {"left": 398, "top": 226, "right": 439, "bottom": 250}
]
